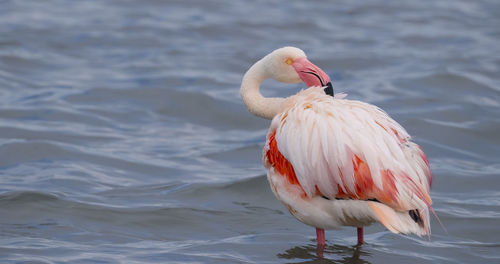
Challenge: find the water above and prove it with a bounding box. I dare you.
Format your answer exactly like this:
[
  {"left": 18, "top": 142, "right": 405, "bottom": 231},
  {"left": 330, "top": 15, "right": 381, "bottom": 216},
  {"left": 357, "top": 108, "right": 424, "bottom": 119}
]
[{"left": 0, "top": 0, "right": 499, "bottom": 263}]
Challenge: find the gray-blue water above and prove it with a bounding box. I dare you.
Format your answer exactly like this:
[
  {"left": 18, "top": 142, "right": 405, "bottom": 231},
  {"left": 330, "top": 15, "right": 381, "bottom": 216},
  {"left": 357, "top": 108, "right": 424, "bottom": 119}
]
[{"left": 1, "top": 0, "right": 499, "bottom": 263}]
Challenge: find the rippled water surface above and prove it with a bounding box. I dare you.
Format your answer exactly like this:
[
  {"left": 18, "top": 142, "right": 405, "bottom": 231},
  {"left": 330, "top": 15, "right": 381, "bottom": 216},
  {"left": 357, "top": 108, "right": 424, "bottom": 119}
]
[{"left": 1, "top": 0, "right": 499, "bottom": 263}]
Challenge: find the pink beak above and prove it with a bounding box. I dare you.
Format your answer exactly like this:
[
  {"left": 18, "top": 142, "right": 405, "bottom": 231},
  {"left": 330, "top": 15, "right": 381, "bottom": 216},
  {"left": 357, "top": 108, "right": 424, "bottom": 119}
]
[{"left": 292, "top": 57, "right": 331, "bottom": 88}]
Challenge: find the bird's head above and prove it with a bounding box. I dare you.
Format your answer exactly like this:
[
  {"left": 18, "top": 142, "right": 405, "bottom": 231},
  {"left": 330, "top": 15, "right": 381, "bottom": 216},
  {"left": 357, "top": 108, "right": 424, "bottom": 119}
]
[{"left": 262, "top": 46, "right": 331, "bottom": 88}]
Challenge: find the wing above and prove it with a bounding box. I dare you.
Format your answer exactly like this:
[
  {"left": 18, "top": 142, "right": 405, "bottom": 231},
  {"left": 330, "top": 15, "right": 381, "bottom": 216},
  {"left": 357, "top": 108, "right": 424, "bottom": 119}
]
[{"left": 264, "top": 88, "right": 432, "bottom": 211}]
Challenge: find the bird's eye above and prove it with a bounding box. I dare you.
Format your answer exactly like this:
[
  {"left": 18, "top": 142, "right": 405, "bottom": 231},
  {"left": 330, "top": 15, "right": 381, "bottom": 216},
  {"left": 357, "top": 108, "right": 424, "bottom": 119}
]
[{"left": 285, "top": 58, "right": 293, "bottom": 65}]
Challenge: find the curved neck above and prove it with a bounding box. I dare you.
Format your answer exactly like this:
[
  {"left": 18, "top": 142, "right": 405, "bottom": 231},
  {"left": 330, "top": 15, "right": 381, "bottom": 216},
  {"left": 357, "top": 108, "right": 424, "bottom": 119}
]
[{"left": 240, "top": 59, "right": 285, "bottom": 120}]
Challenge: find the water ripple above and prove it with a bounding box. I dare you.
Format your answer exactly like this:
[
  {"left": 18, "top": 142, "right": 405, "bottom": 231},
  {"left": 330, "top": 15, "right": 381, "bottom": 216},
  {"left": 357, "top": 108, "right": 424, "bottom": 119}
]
[{"left": 0, "top": 0, "right": 499, "bottom": 263}]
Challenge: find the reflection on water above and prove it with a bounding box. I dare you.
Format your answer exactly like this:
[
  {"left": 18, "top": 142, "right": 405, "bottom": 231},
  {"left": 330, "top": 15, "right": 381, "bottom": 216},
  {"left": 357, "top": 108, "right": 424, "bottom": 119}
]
[
  {"left": 0, "top": 0, "right": 499, "bottom": 262},
  {"left": 278, "top": 244, "right": 369, "bottom": 264}
]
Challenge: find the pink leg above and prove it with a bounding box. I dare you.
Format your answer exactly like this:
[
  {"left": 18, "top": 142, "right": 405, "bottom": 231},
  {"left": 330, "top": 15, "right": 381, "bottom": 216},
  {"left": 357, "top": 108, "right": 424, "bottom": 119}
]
[
  {"left": 315, "top": 228, "right": 326, "bottom": 258},
  {"left": 316, "top": 228, "right": 325, "bottom": 245},
  {"left": 357, "top": 227, "right": 364, "bottom": 245}
]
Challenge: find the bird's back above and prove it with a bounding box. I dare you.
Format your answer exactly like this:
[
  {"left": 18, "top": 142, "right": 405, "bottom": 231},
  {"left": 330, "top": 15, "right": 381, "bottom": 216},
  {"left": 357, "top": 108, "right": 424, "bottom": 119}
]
[{"left": 264, "top": 87, "right": 432, "bottom": 234}]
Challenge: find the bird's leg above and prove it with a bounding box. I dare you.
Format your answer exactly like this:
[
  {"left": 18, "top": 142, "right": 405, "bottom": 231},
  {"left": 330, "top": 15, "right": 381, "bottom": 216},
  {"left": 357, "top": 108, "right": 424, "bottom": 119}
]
[
  {"left": 357, "top": 227, "right": 364, "bottom": 245},
  {"left": 316, "top": 228, "right": 325, "bottom": 245},
  {"left": 315, "top": 228, "right": 325, "bottom": 258}
]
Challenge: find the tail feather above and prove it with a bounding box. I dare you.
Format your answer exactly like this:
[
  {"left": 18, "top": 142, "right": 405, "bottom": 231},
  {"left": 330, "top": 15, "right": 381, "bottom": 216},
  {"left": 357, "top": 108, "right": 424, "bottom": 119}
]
[
  {"left": 368, "top": 202, "right": 430, "bottom": 237},
  {"left": 429, "top": 205, "right": 447, "bottom": 234}
]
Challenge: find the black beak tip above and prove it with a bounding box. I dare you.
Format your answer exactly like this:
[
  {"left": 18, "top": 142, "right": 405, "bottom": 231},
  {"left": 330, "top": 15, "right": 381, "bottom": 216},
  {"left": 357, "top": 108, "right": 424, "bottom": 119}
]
[{"left": 324, "top": 82, "right": 334, "bottom": 96}]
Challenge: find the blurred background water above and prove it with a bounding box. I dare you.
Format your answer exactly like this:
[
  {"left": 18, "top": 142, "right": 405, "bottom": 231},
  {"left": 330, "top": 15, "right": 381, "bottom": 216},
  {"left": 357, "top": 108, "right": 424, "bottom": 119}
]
[{"left": 0, "top": 0, "right": 499, "bottom": 263}]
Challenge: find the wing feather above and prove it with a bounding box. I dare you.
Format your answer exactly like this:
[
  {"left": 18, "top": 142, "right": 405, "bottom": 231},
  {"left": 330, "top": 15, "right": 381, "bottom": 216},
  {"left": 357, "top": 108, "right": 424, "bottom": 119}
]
[{"left": 265, "top": 87, "right": 432, "bottom": 211}]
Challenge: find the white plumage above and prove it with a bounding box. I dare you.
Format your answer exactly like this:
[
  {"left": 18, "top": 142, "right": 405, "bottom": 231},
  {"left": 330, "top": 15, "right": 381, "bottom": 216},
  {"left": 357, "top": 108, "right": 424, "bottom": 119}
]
[{"left": 264, "top": 87, "right": 431, "bottom": 236}]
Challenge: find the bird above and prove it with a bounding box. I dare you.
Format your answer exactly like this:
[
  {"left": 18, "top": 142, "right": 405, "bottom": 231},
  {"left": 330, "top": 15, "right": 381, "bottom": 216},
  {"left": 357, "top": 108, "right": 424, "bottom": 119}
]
[{"left": 240, "top": 47, "right": 434, "bottom": 246}]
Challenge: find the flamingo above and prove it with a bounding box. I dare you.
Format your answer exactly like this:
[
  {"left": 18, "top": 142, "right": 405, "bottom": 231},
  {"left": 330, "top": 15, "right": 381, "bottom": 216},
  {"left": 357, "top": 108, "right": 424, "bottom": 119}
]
[{"left": 240, "top": 47, "right": 433, "bottom": 246}]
